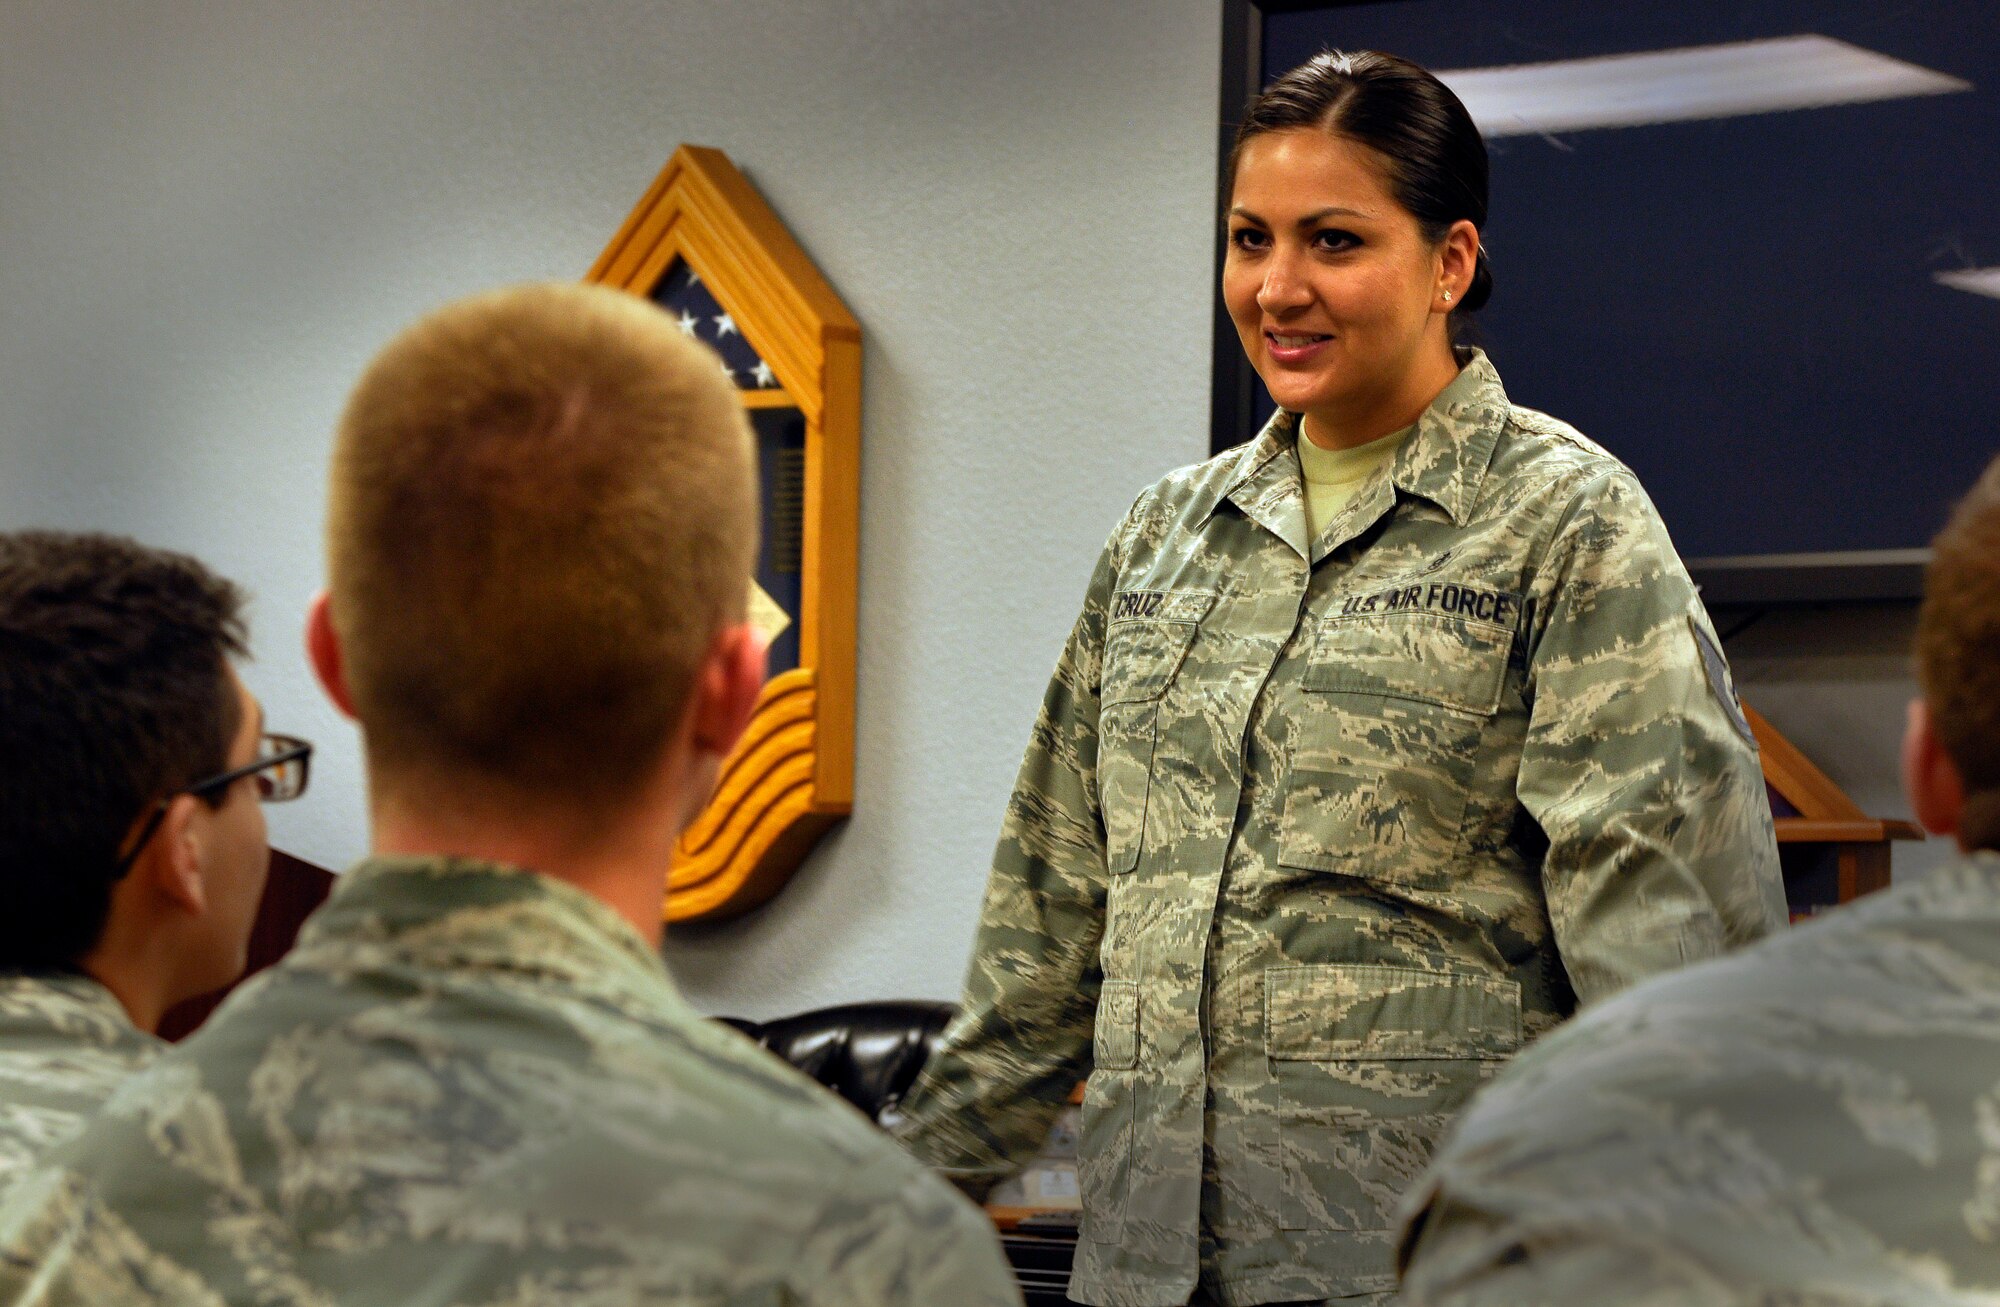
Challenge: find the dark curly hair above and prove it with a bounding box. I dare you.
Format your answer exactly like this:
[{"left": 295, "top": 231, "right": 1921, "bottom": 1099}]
[
  {"left": 1230, "top": 49, "right": 1493, "bottom": 317},
  {"left": 0, "top": 531, "right": 248, "bottom": 971}
]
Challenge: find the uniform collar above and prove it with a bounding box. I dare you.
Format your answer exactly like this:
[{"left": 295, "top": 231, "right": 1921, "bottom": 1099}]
[
  {"left": 291, "top": 854, "right": 691, "bottom": 1026},
  {"left": 1203, "top": 348, "right": 1509, "bottom": 533},
  {"left": 1209, "top": 422, "right": 1309, "bottom": 557}
]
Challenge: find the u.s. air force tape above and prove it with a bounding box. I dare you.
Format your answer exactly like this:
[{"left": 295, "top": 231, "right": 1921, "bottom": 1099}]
[{"left": 1333, "top": 580, "right": 1521, "bottom": 628}]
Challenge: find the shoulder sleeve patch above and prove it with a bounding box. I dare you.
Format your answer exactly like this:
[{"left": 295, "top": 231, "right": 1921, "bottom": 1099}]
[{"left": 1689, "top": 614, "right": 1757, "bottom": 746}]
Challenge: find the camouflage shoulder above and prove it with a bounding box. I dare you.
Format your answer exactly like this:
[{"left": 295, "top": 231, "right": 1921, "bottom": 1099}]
[
  {"left": 801, "top": 1153, "right": 1019, "bottom": 1307},
  {"left": 1759, "top": 850, "right": 2000, "bottom": 958},
  {"left": 1411, "top": 860, "right": 2000, "bottom": 1307},
  {"left": 726, "top": 1036, "right": 1017, "bottom": 1304},
  {"left": 1144, "top": 435, "right": 1264, "bottom": 499},
  {"left": 1487, "top": 858, "right": 2000, "bottom": 1088},
  {"left": 1490, "top": 402, "right": 1642, "bottom": 505},
  {"left": 1504, "top": 403, "right": 1621, "bottom": 464},
  {"left": 1470, "top": 418, "right": 1663, "bottom": 585},
  {"left": 666, "top": 1015, "right": 969, "bottom": 1196},
  {"left": 1112, "top": 433, "right": 1275, "bottom": 543},
  {"left": 1858, "top": 848, "right": 2000, "bottom": 920}
]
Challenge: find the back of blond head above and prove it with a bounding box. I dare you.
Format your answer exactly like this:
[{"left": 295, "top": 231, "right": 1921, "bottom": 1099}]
[{"left": 327, "top": 282, "right": 756, "bottom": 812}]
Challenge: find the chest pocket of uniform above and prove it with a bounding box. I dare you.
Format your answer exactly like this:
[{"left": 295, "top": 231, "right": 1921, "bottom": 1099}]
[
  {"left": 1099, "top": 592, "right": 1211, "bottom": 875},
  {"left": 1279, "top": 610, "right": 1511, "bottom": 888}
]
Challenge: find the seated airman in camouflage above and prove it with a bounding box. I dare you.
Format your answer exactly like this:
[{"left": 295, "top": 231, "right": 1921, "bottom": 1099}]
[
  {"left": 1396, "top": 452, "right": 2000, "bottom": 1305},
  {"left": 0, "top": 531, "right": 286, "bottom": 1205},
  {"left": 0, "top": 283, "right": 1021, "bottom": 1307}
]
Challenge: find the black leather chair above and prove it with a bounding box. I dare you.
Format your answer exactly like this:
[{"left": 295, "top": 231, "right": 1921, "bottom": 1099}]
[{"left": 719, "top": 999, "right": 955, "bottom": 1127}]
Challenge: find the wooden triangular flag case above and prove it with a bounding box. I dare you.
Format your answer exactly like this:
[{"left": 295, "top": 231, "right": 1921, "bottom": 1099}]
[{"left": 589, "top": 146, "right": 860, "bottom": 922}]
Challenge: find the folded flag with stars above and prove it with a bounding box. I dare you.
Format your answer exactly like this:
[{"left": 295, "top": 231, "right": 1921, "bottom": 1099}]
[{"left": 649, "top": 260, "right": 779, "bottom": 390}]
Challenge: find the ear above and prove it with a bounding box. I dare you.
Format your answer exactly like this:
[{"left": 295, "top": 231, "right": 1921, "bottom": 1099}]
[
  {"left": 305, "top": 591, "right": 358, "bottom": 720},
  {"left": 689, "top": 621, "right": 767, "bottom": 760},
  {"left": 1902, "top": 697, "right": 1966, "bottom": 841},
  {"left": 136, "top": 793, "right": 210, "bottom": 917},
  {"left": 1435, "top": 219, "right": 1480, "bottom": 308}
]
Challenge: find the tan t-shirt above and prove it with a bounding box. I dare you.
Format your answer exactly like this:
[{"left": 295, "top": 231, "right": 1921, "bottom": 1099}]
[{"left": 1296, "top": 421, "right": 1413, "bottom": 540}]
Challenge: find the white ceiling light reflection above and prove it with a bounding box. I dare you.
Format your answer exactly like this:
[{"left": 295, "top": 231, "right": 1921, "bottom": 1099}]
[
  {"left": 1935, "top": 268, "right": 2000, "bottom": 300},
  {"left": 1440, "top": 35, "right": 1970, "bottom": 139}
]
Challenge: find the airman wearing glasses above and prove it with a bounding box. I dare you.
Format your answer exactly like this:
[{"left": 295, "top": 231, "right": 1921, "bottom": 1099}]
[{"left": 0, "top": 531, "right": 310, "bottom": 1204}]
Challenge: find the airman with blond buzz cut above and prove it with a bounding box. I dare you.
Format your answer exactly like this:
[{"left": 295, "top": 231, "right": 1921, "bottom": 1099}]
[
  {"left": 326, "top": 280, "right": 759, "bottom": 824},
  {"left": 0, "top": 282, "right": 1021, "bottom": 1307}
]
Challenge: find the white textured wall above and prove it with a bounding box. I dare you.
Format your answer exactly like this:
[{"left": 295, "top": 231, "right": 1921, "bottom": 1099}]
[{"left": 0, "top": 0, "right": 1222, "bottom": 1017}]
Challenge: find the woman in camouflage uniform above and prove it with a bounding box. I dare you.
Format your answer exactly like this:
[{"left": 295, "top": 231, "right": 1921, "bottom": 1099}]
[{"left": 897, "top": 51, "right": 1787, "bottom": 1307}]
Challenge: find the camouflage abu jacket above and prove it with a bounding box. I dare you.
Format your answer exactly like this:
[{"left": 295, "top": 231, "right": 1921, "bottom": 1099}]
[
  {"left": 0, "top": 855, "right": 1022, "bottom": 1307},
  {"left": 1397, "top": 850, "right": 2000, "bottom": 1307},
  {"left": 894, "top": 351, "right": 1785, "bottom": 1306},
  {"left": 0, "top": 973, "right": 159, "bottom": 1207}
]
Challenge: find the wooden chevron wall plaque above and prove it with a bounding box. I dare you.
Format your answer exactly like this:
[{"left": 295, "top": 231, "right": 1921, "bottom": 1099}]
[{"left": 588, "top": 145, "right": 859, "bottom": 922}]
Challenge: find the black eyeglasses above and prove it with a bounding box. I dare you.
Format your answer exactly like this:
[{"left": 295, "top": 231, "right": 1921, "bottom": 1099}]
[{"left": 114, "top": 733, "right": 313, "bottom": 877}]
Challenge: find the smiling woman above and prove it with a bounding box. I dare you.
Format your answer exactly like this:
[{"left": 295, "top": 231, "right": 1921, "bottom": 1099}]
[
  {"left": 1223, "top": 51, "right": 1487, "bottom": 457},
  {"left": 1227, "top": 129, "right": 1466, "bottom": 444},
  {"left": 894, "top": 50, "right": 1790, "bottom": 1307}
]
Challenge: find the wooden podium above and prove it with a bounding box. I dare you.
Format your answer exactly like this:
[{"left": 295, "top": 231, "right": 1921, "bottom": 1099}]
[{"left": 1746, "top": 703, "right": 1922, "bottom": 915}]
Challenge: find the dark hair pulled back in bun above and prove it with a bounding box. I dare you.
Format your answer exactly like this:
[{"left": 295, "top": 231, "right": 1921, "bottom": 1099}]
[{"left": 1230, "top": 49, "right": 1492, "bottom": 314}]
